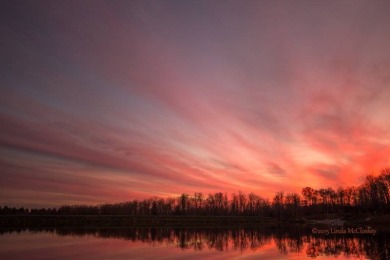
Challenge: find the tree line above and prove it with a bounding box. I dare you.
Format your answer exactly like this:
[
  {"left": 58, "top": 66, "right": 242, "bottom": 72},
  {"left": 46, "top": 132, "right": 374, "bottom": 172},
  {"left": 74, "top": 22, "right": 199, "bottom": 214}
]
[{"left": 1, "top": 169, "right": 389, "bottom": 217}]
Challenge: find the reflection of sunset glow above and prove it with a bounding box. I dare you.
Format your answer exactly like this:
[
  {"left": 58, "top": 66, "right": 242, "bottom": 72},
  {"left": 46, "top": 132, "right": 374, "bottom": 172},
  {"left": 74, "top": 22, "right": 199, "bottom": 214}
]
[
  {"left": 1, "top": 1, "right": 390, "bottom": 207},
  {"left": 1, "top": 228, "right": 387, "bottom": 259}
]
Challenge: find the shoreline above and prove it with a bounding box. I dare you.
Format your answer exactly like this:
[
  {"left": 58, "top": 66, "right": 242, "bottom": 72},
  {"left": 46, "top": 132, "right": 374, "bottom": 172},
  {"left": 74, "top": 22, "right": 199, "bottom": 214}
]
[
  {"left": 1, "top": 214, "right": 389, "bottom": 230},
  {"left": 0, "top": 215, "right": 280, "bottom": 228}
]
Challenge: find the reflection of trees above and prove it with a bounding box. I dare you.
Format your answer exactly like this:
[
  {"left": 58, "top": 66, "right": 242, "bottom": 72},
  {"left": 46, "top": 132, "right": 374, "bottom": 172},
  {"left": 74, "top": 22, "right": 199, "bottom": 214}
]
[
  {"left": 273, "top": 227, "right": 306, "bottom": 255},
  {"left": 304, "top": 235, "right": 390, "bottom": 259},
  {"left": 1, "top": 227, "right": 388, "bottom": 259},
  {"left": 287, "top": 234, "right": 303, "bottom": 253}
]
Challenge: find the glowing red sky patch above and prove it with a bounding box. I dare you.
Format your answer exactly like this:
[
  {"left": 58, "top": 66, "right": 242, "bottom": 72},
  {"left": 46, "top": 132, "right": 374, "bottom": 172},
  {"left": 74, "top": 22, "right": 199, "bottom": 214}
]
[{"left": 1, "top": 1, "right": 390, "bottom": 207}]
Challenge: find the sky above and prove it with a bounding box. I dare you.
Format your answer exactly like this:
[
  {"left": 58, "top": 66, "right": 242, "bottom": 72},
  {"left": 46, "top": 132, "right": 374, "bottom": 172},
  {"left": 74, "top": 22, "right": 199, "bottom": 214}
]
[{"left": 1, "top": 1, "right": 390, "bottom": 208}]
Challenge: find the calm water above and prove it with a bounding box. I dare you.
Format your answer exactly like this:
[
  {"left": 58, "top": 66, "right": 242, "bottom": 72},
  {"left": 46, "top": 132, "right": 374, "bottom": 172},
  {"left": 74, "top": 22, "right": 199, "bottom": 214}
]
[{"left": 0, "top": 227, "right": 388, "bottom": 259}]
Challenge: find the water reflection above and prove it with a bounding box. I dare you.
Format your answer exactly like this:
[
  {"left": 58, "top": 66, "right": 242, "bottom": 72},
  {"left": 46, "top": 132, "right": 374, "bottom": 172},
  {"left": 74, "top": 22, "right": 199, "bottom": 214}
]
[{"left": 1, "top": 227, "right": 389, "bottom": 259}]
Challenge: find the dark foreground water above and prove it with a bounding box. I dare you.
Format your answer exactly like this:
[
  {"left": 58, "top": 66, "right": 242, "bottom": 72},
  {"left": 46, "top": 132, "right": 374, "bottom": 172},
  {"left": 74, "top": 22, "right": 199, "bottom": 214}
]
[{"left": 0, "top": 227, "right": 389, "bottom": 259}]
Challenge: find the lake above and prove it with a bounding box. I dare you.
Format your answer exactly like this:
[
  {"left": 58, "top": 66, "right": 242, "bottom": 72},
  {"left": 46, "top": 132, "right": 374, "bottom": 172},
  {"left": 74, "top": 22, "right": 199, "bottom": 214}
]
[{"left": 0, "top": 227, "right": 388, "bottom": 259}]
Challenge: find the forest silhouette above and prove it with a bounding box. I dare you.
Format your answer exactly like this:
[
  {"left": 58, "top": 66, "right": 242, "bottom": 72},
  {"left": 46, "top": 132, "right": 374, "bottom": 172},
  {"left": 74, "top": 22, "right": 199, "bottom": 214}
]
[{"left": 1, "top": 169, "right": 389, "bottom": 218}]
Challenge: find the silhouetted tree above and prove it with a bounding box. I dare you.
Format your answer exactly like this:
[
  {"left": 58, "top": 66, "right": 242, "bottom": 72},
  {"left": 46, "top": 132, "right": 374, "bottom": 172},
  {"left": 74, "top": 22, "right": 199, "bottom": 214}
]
[{"left": 2, "top": 169, "right": 389, "bottom": 217}]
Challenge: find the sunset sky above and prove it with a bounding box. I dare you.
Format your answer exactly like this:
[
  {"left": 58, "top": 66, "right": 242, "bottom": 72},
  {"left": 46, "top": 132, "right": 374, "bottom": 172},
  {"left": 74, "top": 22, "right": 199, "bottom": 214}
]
[{"left": 1, "top": 1, "right": 390, "bottom": 208}]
